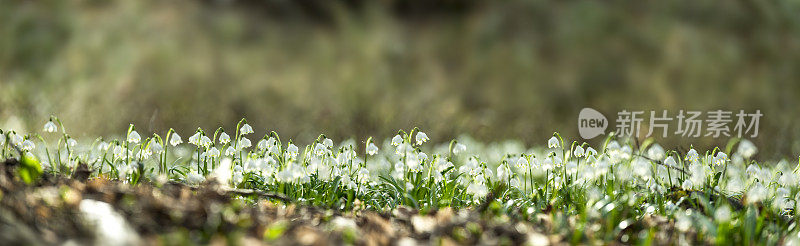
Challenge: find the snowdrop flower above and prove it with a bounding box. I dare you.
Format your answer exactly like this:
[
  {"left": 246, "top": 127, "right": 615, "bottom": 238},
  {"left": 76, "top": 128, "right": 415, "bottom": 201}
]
[
  {"left": 712, "top": 152, "right": 728, "bottom": 166},
  {"left": 415, "top": 132, "right": 429, "bottom": 145},
  {"left": 467, "top": 182, "right": 488, "bottom": 198},
  {"left": 207, "top": 147, "right": 220, "bottom": 158},
  {"left": 240, "top": 124, "right": 254, "bottom": 135},
  {"left": 225, "top": 146, "right": 236, "bottom": 156},
  {"left": 285, "top": 143, "right": 299, "bottom": 159},
  {"left": 497, "top": 165, "right": 510, "bottom": 181},
  {"left": 186, "top": 172, "right": 205, "bottom": 185},
  {"left": 67, "top": 138, "right": 78, "bottom": 148},
  {"left": 257, "top": 139, "right": 269, "bottom": 150},
  {"left": 714, "top": 205, "right": 732, "bottom": 222},
  {"left": 585, "top": 147, "right": 597, "bottom": 157},
  {"left": 199, "top": 136, "right": 212, "bottom": 147},
  {"left": 664, "top": 156, "right": 677, "bottom": 168},
  {"left": 169, "top": 133, "right": 183, "bottom": 146},
  {"left": 391, "top": 135, "right": 403, "bottom": 146},
  {"left": 21, "top": 139, "right": 35, "bottom": 151},
  {"left": 746, "top": 164, "right": 760, "bottom": 177},
  {"left": 647, "top": 144, "right": 665, "bottom": 160},
  {"left": 366, "top": 142, "right": 379, "bottom": 156},
  {"left": 151, "top": 141, "right": 163, "bottom": 154},
  {"left": 453, "top": 143, "right": 466, "bottom": 155},
  {"left": 238, "top": 137, "right": 252, "bottom": 149},
  {"left": 746, "top": 182, "right": 768, "bottom": 204},
  {"left": 43, "top": 121, "right": 58, "bottom": 133},
  {"left": 127, "top": 130, "right": 141, "bottom": 144},
  {"left": 681, "top": 179, "right": 694, "bottom": 190},
  {"left": 573, "top": 145, "right": 585, "bottom": 158},
  {"left": 189, "top": 132, "right": 202, "bottom": 146},
  {"left": 737, "top": 139, "right": 757, "bottom": 159},
  {"left": 219, "top": 132, "right": 231, "bottom": 145},
  {"left": 515, "top": 156, "right": 529, "bottom": 169},
  {"left": 685, "top": 149, "right": 699, "bottom": 163},
  {"left": 548, "top": 136, "right": 560, "bottom": 149},
  {"left": 322, "top": 138, "right": 333, "bottom": 148}
]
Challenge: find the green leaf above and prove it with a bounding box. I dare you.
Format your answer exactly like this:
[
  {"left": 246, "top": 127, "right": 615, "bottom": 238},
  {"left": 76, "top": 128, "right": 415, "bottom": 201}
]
[{"left": 18, "top": 155, "right": 42, "bottom": 185}]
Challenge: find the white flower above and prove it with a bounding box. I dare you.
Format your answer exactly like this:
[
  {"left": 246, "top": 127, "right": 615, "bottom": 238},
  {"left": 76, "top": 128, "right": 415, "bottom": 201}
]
[
  {"left": 257, "top": 139, "right": 268, "bottom": 150},
  {"left": 664, "top": 156, "right": 677, "bottom": 168},
  {"left": 21, "top": 140, "right": 35, "bottom": 151},
  {"left": 573, "top": 145, "right": 585, "bottom": 158},
  {"left": 186, "top": 172, "right": 205, "bottom": 185},
  {"left": 200, "top": 136, "right": 212, "bottom": 147},
  {"left": 67, "top": 138, "right": 78, "bottom": 147},
  {"left": 169, "top": 133, "right": 183, "bottom": 146},
  {"left": 240, "top": 124, "right": 254, "bottom": 135},
  {"left": 366, "top": 142, "right": 379, "bottom": 156},
  {"left": 548, "top": 136, "right": 560, "bottom": 149},
  {"left": 285, "top": 143, "right": 299, "bottom": 159},
  {"left": 681, "top": 179, "right": 693, "bottom": 190},
  {"left": 685, "top": 149, "right": 699, "bottom": 163},
  {"left": 322, "top": 138, "right": 333, "bottom": 148},
  {"left": 391, "top": 135, "right": 403, "bottom": 146},
  {"left": 239, "top": 137, "right": 252, "bottom": 149},
  {"left": 151, "top": 141, "right": 163, "bottom": 154},
  {"left": 467, "top": 182, "right": 488, "bottom": 198},
  {"left": 189, "top": 132, "right": 202, "bottom": 146},
  {"left": 746, "top": 182, "right": 768, "bottom": 204},
  {"left": 714, "top": 205, "right": 732, "bottom": 222},
  {"left": 9, "top": 132, "right": 22, "bottom": 145},
  {"left": 219, "top": 132, "right": 231, "bottom": 145},
  {"left": 737, "top": 139, "right": 757, "bottom": 159},
  {"left": 712, "top": 152, "right": 728, "bottom": 166},
  {"left": 207, "top": 147, "right": 220, "bottom": 158},
  {"left": 647, "top": 144, "right": 665, "bottom": 160},
  {"left": 515, "top": 156, "right": 529, "bottom": 169},
  {"left": 585, "top": 147, "right": 597, "bottom": 157},
  {"left": 225, "top": 146, "right": 236, "bottom": 156},
  {"left": 43, "top": 121, "right": 58, "bottom": 133},
  {"left": 453, "top": 143, "right": 466, "bottom": 155},
  {"left": 415, "top": 132, "right": 429, "bottom": 145},
  {"left": 127, "top": 130, "right": 141, "bottom": 144}
]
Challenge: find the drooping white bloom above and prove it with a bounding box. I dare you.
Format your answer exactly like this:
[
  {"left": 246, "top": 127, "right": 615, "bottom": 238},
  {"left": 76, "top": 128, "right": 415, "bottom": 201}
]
[
  {"left": 169, "top": 133, "right": 183, "bottom": 146},
  {"left": 43, "top": 121, "right": 58, "bottom": 133},
  {"left": 467, "top": 182, "right": 488, "bottom": 198},
  {"left": 199, "top": 136, "right": 212, "bottom": 147},
  {"left": 219, "top": 132, "right": 231, "bottom": 145},
  {"left": 737, "top": 139, "right": 757, "bottom": 159},
  {"left": 681, "top": 179, "right": 693, "bottom": 190},
  {"left": 186, "top": 172, "right": 205, "bottom": 185},
  {"left": 322, "top": 138, "right": 333, "bottom": 148},
  {"left": 497, "top": 165, "right": 510, "bottom": 181},
  {"left": 257, "top": 139, "right": 269, "bottom": 150},
  {"left": 240, "top": 123, "right": 254, "bottom": 135},
  {"left": 647, "top": 144, "right": 665, "bottom": 160},
  {"left": 685, "top": 149, "right": 699, "bottom": 163},
  {"left": 585, "top": 147, "right": 597, "bottom": 157},
  {"left": 285, "top": 143, "right": 299, "bottom": 159},
  {"left": 189, "top": 132, "right": 202, "bottom": 146},
  {"left": 415, "top": 132, "right": 429, "bottom": 145},
  {"left": 664, "top": 156, "right": 677, "bottom": 168},
  {"left": 151, "top": 141, "right": 163, "bottom": 154},
  {"left": 746, "top": 182, "right": 768, "bottom": 204},
  {"left": 712, "top": 152, "right": 728, "bottom": 166},
  {"left": 573, "top": 145, "right": 585, "bottom": 158},
  {"left": 207, "top": 147, "right": 220, "bottom": 158},
  {"left": 127, "top": 130, "right": 141, "bottom": 144},
  {"left": 225, "top": 146, "right": 236, "bottom": 156},
  {"left": 515, "top": 156, "right": 529, "bottom": 169},
  {"left": 238, "top": 137, "right": 252, "bottom": 149},
  {"left": 366, "top": 142, "right": 379, "bottom": 156},
  {"left": 453, "top": 143, "right": 466, "bottom": 155},
  {"left": 548, "top": 136, "right": 560, "bottom": 149},
  {"left": 67, "top": 138, "right": 78, "bottom": 147},
  {"left": 21, "top": 139, "right": 35, "bottom": 151},
  {"left": 714, "top": 205, "right": 732, "bottom": 222},
  {"left": 391, "top": 135, "right": 403, "bottom": 146}
]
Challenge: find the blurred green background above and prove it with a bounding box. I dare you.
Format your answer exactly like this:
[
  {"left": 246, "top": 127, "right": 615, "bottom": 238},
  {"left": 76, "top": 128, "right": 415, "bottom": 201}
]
[{"left": 1, "top": 0, "right": 799, "bottom": 158}]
